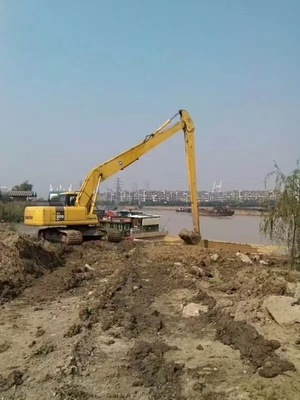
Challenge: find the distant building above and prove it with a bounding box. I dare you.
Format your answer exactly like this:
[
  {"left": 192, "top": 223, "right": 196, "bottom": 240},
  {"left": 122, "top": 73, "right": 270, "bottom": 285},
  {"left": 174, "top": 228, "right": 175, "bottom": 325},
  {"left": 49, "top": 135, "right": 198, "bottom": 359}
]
[
  {"left": 0, "top": 189, "right": 37, "bottom": 202},
  {"left": 98, "top": 188, "right": 275, "bottom": 204}
]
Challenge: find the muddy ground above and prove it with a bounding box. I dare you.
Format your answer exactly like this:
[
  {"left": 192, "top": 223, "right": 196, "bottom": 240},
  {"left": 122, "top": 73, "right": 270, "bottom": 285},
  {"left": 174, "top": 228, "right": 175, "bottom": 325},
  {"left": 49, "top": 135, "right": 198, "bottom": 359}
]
[{"left": 1, "top": 226, "right": 300, "bottom": 399}]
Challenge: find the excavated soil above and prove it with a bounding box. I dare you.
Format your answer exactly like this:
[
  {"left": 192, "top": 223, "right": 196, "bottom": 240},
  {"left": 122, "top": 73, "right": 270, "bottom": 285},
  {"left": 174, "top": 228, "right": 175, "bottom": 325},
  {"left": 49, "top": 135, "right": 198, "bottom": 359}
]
[
  {"left": 0, "top": 226, "right": 63, "bottom": 304},
  {"left": 1, "top": 226, "right": 300, "bottom": 399}
]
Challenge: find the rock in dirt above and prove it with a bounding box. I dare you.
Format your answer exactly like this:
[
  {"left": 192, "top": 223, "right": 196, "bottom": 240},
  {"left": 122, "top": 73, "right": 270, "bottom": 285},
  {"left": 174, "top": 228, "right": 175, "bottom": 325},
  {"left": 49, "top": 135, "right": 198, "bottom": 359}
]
[
  {"left": 236, "top": 252, "right": 253, "bottom": 264},
  {"left": 174, "top": 262, "right": 183, "bottom": 267},
  {"left": 259, "top": 259, "right": 268, "bottom": 265},
  {"left": 190, "top": 266, "right": 204, "bottom": 277},
  {"left": 263, "top": 295, "right": 300, "bottom": 326},
  {"left": 182, "top": 303, "right": 208, "bottom": 317},
  {"left": 210, "top": 253, "right": 220, "bottom": 262},
  {"left": 84, "top": 263, "right": 94, "bottom": 271},
  {"left": 126, "top": 248, "right": 136, "bottom": 258},
  {"left": 251, "top": 253, "right": 261, "bottom": 262},
  {"left": 216, "top": 298, "right": 234, "bottom": 308},
  {"left": 286, "top": 282, "right": 300, "bottom": 301},
  {"left": 286, "top": 282, "right": 297, "bottom": 295}
]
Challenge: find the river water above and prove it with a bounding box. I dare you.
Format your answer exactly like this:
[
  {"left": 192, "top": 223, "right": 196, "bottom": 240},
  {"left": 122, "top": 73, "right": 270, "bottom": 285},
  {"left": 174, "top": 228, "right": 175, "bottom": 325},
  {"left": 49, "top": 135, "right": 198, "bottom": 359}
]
[
  {"left": 17, "top": 209, "right": 271, "bottom": 245},
  {"left": 146, "top": 209, "right": 270, "bottom": 245}
]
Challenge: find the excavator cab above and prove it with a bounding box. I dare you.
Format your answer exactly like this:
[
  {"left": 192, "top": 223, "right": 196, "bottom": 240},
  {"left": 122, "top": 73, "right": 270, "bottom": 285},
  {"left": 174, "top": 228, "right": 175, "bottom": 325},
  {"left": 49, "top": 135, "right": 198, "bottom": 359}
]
[
  {"left": 48, "top": 191, "right": 78, "bottom": 206},
  {"left": 57, "top": 193, "right": 77, "bottom": 207}
]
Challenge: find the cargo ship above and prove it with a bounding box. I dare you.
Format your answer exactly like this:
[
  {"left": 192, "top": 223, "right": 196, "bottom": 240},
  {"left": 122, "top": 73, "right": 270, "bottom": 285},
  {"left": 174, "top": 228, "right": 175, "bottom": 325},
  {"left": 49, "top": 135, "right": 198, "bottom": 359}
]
[
  {"left": 97, "top": 209, "right": 168, "bottom": 240},
  {"left": 175, "top": 207, "right": 191, "bottom": 213},
  {"left": 176, "top": 206, "right": 235, "bottom": 217},
  {"left": 199, "top": 206, "right": 235, "bottom": 217}
]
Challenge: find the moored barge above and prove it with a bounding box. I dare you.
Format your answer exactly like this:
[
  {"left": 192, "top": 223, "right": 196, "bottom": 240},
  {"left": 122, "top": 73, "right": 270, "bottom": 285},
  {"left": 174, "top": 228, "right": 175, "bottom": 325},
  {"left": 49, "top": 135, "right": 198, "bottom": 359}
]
[{"left": 97, "top": 209, "right": 168, "bottom": 240}]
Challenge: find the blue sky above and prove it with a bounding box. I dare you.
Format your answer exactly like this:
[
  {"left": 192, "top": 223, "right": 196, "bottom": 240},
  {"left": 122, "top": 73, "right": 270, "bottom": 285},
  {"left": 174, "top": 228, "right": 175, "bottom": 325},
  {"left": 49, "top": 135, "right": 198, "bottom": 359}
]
[{"left": 0, "top": 0, "right": 299, "bottom": 196}]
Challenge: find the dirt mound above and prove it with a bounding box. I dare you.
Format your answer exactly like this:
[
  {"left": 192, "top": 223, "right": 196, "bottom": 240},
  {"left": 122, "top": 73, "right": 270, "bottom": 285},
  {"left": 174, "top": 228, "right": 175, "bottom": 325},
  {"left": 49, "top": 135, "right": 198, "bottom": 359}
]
[
  {"left": 217, "top": 267, "right": 288, "bottom": 298},
  {"left": 0, "top": 230, "right": 62, "bottom": 303},
  {"left": 0, "top": 239, "right": 299, "bottom": 399}
]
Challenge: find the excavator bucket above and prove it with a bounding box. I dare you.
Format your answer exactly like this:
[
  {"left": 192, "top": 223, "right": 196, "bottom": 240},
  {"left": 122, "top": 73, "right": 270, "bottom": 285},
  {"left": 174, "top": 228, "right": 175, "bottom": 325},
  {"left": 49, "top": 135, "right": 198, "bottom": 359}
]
[
  {"left": 107, "top": 232, "right": 123, "bottom": 243},
  {"left": 178, "top": 229, "right": 201, "bottom": 245},
  {"left": 99, "top": 228, "right": 123, "bottom": 243}
]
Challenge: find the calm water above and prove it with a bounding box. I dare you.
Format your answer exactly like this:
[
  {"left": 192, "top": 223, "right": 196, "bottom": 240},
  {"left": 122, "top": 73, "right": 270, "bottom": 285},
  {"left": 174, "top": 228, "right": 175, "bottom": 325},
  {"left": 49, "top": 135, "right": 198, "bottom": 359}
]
[
  {"left": 146, "top": 209, "right": 271, "bottom": 245},
  {"left": 17, "top": 209, "right": 270, "bottom": 245}
]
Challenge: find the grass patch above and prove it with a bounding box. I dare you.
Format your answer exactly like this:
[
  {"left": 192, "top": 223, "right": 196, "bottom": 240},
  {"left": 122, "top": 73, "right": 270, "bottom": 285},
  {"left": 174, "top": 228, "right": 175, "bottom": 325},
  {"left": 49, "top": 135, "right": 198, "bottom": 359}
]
[{"left": 0, "top": 202, "right": 25, "bottom": 223}]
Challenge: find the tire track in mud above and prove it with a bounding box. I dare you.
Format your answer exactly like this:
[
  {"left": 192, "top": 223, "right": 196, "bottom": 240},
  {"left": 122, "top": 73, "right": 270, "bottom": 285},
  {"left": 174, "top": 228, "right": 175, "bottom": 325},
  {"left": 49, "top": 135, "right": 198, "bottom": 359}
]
[{"left": 79, "top": 258, "right": 189, "bottom": 399}]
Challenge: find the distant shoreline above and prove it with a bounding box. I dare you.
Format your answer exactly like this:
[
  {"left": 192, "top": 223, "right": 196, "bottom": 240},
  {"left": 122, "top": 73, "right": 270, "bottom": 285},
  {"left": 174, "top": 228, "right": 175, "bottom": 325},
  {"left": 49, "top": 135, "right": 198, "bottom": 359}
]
[{"left": 141, "top": 205, "right": 263, "bottom": 216}]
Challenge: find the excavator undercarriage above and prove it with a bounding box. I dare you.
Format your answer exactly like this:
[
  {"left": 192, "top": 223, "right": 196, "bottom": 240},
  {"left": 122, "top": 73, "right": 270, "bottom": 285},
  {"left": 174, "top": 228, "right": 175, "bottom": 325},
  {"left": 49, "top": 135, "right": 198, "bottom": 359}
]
[
  {"left": 38, "top": 227, "right": 201, "bottom": 246},
  {"left": 38, "top": 227, "right": 123, "bottom": 245}
]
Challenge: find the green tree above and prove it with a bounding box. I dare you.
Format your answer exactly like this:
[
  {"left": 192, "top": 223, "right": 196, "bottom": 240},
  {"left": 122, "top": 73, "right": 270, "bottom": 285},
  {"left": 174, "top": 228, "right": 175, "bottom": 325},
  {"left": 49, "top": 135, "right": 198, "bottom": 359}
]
[
  {"left": 260, "top": 160, "right": 300, "bottom": 268},
  {"left": 0, "top": 191, "right": 9, "bottom": 203},
  {"left": 12, "top": 180, "right": 33, "bottom": 191}
]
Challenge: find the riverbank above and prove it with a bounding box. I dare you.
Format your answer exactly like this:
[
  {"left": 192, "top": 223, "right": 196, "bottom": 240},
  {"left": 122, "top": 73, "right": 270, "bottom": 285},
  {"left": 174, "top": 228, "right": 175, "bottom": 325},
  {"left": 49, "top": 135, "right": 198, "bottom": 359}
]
[
  {"left": 14, "top": 223, "right": 283, "bottom": 256},
  {"left": 163, "top": 235, "right": 285, "bottom": 255}
]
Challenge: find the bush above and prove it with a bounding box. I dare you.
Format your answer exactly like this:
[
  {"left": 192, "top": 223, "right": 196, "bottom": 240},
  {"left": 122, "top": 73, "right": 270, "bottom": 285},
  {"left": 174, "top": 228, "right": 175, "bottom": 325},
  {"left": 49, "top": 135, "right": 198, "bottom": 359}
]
[
  {"left": 0, "top": 202, "right": 25, "bottom": 223},
  {"left": 260, "top": 160, "right": 300, "bottom": 268}
]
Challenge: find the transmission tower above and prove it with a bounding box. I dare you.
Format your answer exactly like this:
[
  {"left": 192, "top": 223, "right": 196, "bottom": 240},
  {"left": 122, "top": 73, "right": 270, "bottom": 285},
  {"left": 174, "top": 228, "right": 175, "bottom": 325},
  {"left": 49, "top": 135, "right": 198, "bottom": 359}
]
[
  {"left": 115, "top": 177, "right": 123, "bottom": 204},
  {"left": 211, "top": 181, "right": 222, "bottom": 193}
]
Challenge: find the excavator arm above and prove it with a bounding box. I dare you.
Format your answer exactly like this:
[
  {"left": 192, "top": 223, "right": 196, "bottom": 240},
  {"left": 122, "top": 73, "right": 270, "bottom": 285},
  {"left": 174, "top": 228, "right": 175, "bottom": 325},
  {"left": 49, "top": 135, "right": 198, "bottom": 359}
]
[
  {"left": 25, "top": 109, "right": 201, "bottom": 245},
  {"left": 77, "top": 110, "right": 200, "bottom": 236}
]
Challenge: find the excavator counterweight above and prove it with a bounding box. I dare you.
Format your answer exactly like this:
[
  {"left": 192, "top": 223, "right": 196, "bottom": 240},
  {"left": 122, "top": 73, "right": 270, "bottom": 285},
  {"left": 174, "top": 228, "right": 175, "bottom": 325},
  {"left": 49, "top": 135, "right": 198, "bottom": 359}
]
[{"left": 24, "top": 110, "right": 201, "bottom": 245}]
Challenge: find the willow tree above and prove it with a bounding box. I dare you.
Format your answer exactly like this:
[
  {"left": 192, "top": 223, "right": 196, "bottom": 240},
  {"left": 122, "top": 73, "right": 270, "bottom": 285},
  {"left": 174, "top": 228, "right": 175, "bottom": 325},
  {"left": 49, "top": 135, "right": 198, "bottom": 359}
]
[{"left": 260, "top": 160, "right": 300, "bottom": 267}]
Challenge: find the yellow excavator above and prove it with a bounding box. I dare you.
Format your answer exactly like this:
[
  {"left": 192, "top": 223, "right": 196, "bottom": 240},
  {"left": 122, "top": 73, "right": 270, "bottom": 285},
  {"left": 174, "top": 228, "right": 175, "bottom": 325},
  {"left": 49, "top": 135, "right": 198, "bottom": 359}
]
[{"left": 24, "top": 110, "right": 201, "bottom": 245}]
